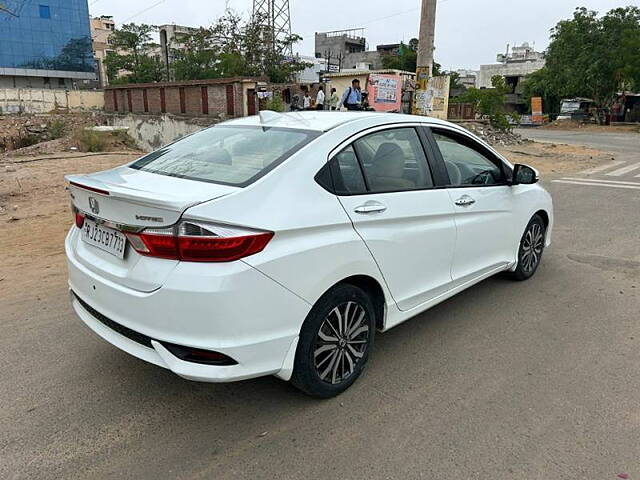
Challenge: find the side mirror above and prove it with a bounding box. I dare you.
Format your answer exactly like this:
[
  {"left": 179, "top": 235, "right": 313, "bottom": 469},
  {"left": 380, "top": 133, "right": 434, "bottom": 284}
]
[{"left": 512, "top": 164, "right": 539, "bottom": 185}]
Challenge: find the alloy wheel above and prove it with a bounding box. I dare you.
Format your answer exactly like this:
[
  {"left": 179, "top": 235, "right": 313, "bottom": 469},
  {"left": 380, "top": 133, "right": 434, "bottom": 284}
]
[
  {"left": 313, "top": 301, "right": 370, "bottom": 385},
  {"left": 521, "top": 222, "right": 545, "bottom": 274}
]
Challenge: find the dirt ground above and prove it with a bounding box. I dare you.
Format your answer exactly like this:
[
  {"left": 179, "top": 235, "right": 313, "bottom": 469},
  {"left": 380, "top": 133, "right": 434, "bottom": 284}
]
[
  {"left": 0, "top": 153, "right": 140, "bottom": 304},
  {"left": 496, "top": 141, "right": 613, "bottom": 175}
]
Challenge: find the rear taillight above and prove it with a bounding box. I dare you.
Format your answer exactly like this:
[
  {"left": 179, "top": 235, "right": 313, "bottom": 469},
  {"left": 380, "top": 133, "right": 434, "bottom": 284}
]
[
  {"left": 125, "top": 220, "right": 273, "bottom": 263},
  {"left": 72, "top": 205, "right": 85, "bottom": 228}
]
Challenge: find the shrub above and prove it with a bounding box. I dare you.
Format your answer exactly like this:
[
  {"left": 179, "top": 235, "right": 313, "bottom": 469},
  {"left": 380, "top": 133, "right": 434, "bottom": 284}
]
[
  {"left": 453, "top": 75, "right": 514, "bottom": 131},
  {"left": 76, "top": 130, "right": 107, "bottom": 152},
  {"left": 12, "top": 134, "right": 40, "bottom": 149},
  {"left": 265, "top": 93, "right": 285, "bottom": 112},
  {"left": 111, "top": 130, "right": 138, "bottom": 149},
  {"left": 46, "top": 119, "right": 66, "bottom": 139}
]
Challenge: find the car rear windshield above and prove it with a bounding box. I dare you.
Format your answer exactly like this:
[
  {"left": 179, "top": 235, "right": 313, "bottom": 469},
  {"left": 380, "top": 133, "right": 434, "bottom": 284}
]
[{"left": 130, "top": 125, "right": 320, "bottom": 186}]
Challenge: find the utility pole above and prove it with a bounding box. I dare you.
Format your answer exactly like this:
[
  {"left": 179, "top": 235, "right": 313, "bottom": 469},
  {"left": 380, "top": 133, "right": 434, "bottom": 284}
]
[
  {"left": 413, "top": 0, "right": 437, "bottom": 115},
  {"left": 252, "top": 0, "right": 293, "bottom": 57}
]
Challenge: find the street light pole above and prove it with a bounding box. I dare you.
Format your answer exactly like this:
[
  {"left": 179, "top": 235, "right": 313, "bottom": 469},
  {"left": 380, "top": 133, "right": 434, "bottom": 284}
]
[{"left": 413, "top": 0, "right": 437, "bottom": 115}]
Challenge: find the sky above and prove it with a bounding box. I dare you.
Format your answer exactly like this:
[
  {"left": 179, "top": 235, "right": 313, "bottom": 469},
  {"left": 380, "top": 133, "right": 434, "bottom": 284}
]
[{"left": 89, "top": 0, "right": 638, "bottom": 70}]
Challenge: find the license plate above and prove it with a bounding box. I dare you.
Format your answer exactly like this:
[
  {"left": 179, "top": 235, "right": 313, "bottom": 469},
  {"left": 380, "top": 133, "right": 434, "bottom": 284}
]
[{"left": 81, "top": 218, "right": 126, "bottom": 259}]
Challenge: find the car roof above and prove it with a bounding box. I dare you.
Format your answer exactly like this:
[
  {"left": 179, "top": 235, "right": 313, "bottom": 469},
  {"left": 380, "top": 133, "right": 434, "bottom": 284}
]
[{"left": 222, "top": 111, "right": 456, "bottom": 132}]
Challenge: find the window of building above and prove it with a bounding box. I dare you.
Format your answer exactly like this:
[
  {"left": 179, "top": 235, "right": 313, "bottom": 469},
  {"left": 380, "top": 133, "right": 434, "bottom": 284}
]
[
  {"left": 39, "top": 5, "right": 51, "bottom": 19},
  {"left": 58, "top": 78, "right": 66, "bottom": 87}
]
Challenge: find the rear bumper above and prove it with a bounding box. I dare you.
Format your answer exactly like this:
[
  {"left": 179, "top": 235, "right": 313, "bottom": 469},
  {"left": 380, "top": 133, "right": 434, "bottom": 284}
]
[{"left": 66, "top": 229, "right": 310, "bottom": 383}]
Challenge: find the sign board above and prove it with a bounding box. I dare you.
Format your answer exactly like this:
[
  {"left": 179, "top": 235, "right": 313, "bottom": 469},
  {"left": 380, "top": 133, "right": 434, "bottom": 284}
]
[
  {"left": 531, "top": 97, "right": 544, "bottom": 124},
  {"left": 414, "top": 75, "right": 450, "bottom": 119},
  {"left": 367, "top": 73, "right": 402, "bottom": 111}
]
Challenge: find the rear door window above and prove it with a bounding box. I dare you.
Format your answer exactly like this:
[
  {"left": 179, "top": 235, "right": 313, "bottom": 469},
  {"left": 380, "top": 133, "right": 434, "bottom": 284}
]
[
  {"left": 131, "top": 126, "right": 320, "bottom": 186},
  {"left": 353, "top": 128, "right": 433, "bottom": 193}
]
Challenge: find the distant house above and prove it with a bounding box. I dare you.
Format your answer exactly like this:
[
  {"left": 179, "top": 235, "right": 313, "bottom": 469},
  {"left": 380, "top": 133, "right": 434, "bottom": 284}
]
[
  {"left": 91, "top": 15, "right": 116, "bottom": 88},
  {"left": 479, "top": 43, "right": 545, "bottom": 113}
]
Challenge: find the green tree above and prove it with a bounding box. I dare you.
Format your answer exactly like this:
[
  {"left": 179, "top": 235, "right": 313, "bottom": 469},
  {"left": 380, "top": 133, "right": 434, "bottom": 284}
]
[
  {"left": 171, "top": 28, "right": 221, "bottom": 80},
  {"left": 454, "top": 75, "right": 514, "bottom": 130},
  {"left": 380, "top": 40, "right": 463, "bottom": 91},
  {"left": 264, "top": 92, "right": 285, "bottom": 112},
  {"left": 104, "top": 23, "right": 165, "bottom": 84},
  {"left": 171, "top": 10, "right": 310, "bottom": 83},
  {"left": 524, "top": 6, "right": 640, "bottom": 112},
  {"left": 381, "top": 39, "right": 418, "bottom": 71}
]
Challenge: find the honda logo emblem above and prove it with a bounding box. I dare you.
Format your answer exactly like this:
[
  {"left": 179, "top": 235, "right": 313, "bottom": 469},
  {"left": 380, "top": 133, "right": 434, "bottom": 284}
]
[{"left": 88, "top": 196, "right": 100, "bottom": 215}]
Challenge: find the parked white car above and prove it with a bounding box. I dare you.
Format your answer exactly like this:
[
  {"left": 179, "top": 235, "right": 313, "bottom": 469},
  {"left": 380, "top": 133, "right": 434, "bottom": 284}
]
[{"left": 65, "top": 111, "right": 553, "bottom": 397}]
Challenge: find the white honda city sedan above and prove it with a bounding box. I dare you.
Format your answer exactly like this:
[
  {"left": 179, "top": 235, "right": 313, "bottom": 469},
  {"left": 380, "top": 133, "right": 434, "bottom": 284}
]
[{"left": 65, "top": 111, "right": 553, "bottom": 398}]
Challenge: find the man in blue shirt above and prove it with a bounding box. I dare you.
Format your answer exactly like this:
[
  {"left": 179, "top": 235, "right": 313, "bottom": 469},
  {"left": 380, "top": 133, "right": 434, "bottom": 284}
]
[{"left": 340, "top": 79, "right": 363, "bottom": 110}]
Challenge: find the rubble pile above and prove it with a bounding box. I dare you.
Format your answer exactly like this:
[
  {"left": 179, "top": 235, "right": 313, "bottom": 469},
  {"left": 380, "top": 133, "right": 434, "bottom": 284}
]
[
  {"left": 456, "top": 121, "right": 528, "bottom": 146},
  {"left": 0, "top": 112, "right": 107, "bottom": 154}
]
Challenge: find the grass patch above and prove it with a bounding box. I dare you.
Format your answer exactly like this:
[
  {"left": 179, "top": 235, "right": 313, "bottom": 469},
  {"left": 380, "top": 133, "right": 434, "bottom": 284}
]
[
  {"left": 74, "top": 129, "right": 139, "bottom": 152},
  {"left": 46, "top": 119, "right": 67, "bottom": 139},
  {"left": 75, "top": 130, "right": 107, "bottom": 152}
]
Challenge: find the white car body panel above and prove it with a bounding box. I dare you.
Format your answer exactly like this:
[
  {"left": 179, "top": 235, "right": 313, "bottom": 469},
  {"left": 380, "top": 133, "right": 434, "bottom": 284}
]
[
  {"left": 65, "top": 111, "right": 554, "bottom": 384},
  {"left": 338, "top": 190, "right": 457, "bottom": 311},
  {"left": 447, "top": 185, "right": 515, "bottom": 281}
]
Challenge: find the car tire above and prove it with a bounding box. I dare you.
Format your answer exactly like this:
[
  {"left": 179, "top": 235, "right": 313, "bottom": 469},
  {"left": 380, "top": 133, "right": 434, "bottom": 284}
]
[
  {"left": 291, "top": 284, "right": 376, "bottom": 398},
  {"left": 510, "top": 214, "right": 546, "bottom": 281}
]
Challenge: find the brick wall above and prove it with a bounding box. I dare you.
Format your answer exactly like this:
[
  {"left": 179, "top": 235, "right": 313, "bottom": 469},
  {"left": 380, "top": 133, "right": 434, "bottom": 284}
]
[
  {"left": 130, "top": 89, "right": 144, "bottom": 113},
  {"left": 147, "top": 87, "right": 162, "bottom": 114},
  {"left": 184, "top": 86, "right": 201, "bottom": 115},
  {"left": 208, "top": 84, "right": 226, "bottom": 115},
  {"left": 104, "top": 78, "right": 264, "bottom": 118},
  {"left": 104, "top": 89, "right": 115, "bottom": 111},
  {"left": 114, "top": 90, "right": 126, "bottom": 113},
  {"left": 164, "top": 87, "right": 181, "bottom": 114}
]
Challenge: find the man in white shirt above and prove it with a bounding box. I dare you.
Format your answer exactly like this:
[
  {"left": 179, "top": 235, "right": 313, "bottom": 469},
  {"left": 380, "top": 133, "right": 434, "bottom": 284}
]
[{"left": 315, "top": 86, "right": 325, "bottom": 111}]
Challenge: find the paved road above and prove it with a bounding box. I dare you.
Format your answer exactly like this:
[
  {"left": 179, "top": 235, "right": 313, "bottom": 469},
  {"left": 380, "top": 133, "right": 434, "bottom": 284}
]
[
  {"left": 518, "top": 128, "right": 640, "bottom": 191},
  {"left": 2, "top": 132, "right": 640, "bottom": 479},
  {"left": 516, "top": 127, "right": 639, "bottom": 156}
]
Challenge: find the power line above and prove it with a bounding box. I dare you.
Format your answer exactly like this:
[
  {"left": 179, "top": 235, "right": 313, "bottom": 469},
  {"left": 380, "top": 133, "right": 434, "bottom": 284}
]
[
  {"left": 359, "top": 0, "right": 451, "bottom": 26},
  {"left": 299, "top": 0, "right": 452, "bottom": 39},
  {"left": 122, "top": 0, "right": 167, "bottom": 22}
]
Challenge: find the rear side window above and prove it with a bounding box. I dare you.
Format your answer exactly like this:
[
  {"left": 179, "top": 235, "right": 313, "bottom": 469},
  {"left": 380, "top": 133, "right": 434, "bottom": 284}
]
[
  {"left": 331, "top": 146, "right": 367, "bottom": 195},
  {"left": 131, "top": 126, "right": 319, "bottom": 187},
  {"left": 354, "top": 128, "right": 433, "bottom": 193}
]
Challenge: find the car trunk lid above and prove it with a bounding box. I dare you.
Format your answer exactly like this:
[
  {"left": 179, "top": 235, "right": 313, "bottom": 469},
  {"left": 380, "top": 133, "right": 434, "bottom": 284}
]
[{"left": 66, "top": 166, "right": 239, "bottom": 292}]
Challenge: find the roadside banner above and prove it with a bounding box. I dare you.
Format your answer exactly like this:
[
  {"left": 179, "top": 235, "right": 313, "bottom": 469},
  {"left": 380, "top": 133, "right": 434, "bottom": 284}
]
[
  {"left": 368, "top": 73, "right": 402, "bottom": 112},
  {"left": 414, "top": 75, "right": 450, "bottom": 120},
  {"left": 532, "top": 97, "right": 544, "bottom": 124}
]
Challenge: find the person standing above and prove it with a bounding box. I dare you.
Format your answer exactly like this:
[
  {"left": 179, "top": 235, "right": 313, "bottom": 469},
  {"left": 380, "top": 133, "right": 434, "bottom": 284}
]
[
  {"left": 302, "top": 91, "right": 312, "bottom": 110},
  {"left": 340, "top": 79, "right": 363, "bottom": 110},
  {"left": 315, "top": 86, "right": 325, "bottom": 111},
  {"left": 328, "top": 88, "right": 340, "bottom": 110}
]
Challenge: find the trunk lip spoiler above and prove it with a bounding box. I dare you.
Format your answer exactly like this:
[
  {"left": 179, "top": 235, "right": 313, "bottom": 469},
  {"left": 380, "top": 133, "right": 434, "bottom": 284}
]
[
  {"left": 69, "top": 181, "right": 110, "bottom": 196},
  {"left": 65, "top": 174, "right": 235, "bottom": 212}
]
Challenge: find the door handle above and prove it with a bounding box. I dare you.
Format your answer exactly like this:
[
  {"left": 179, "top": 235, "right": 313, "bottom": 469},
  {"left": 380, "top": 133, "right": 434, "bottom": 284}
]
[
  {"left": 455, "top": 195, "right": 476, "bottom": 207},
  {"left": 354, "top": 202, "right": 387, "bottom": 214}
]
